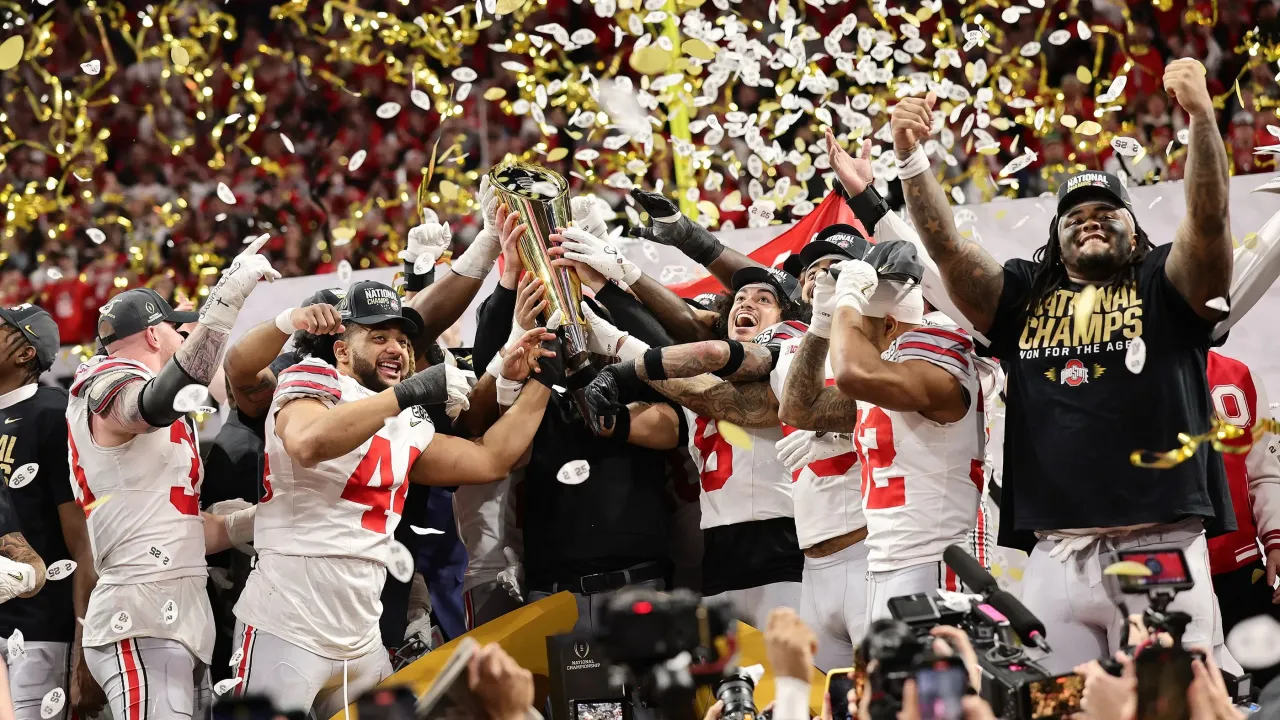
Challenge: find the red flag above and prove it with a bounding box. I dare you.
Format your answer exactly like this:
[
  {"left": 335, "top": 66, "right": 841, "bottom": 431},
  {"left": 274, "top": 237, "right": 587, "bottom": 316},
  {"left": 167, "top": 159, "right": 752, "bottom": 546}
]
[{"left": 670, "top": 191, "right": 868, "bottom": 297}]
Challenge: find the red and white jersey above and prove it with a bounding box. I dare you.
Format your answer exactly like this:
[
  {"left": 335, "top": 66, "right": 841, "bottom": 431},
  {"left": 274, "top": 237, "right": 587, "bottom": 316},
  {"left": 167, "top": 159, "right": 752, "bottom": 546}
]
[
  {"left": 235, "top": 358, "right": 434, "bottom": 659},
  {"left": 67, "top": 354, "right": 214, "bottom": 661},
  {"left": 1206, "top": 351, "right": 1280, "bottom": 575},
  {"left": 852, "top": 320, "right": 985, "bottom": 572},
  {"left": 769, "top": 335, "right": 865, "bottom": 549},
  {"left": 685, "top": 321, "right": 808, "bottom": 530}
]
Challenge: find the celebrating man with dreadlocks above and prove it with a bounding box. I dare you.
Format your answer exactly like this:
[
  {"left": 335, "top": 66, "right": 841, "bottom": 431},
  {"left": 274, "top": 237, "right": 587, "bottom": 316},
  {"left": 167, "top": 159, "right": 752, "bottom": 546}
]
[{"left": 891, "top": 57, "right": 1236, "bottom": 673}]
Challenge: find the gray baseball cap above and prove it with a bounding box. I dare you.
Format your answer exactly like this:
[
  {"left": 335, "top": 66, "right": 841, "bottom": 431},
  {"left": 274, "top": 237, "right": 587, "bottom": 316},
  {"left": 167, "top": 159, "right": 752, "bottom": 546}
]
[{"left": 97, "top": 288, "right": 199, "bottom": 346}]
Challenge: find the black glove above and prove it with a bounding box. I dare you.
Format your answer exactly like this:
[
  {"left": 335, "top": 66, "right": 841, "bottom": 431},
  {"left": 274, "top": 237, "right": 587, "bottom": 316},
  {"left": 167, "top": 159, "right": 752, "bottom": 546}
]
[
  {"left": 393, "top": 363, "right": 449, "bottom": 410},
  {"left": 627, "top": 188, "right": 725, "bottom": 265},
  {"left": 582, "top": 362, "right": 639, "bottom": 435}
]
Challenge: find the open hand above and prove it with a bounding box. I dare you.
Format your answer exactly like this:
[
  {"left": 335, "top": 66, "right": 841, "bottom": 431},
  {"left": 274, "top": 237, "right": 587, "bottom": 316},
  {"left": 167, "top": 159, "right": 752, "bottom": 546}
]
[
  {"left": 501, "top": 326, "right": 557, "bottom": 383},
  {"left": 826, "top": 127, "right": 874, "bottom": 197},
  {"left": 515, "top": 273, "right": 548, "bottom": 331}
]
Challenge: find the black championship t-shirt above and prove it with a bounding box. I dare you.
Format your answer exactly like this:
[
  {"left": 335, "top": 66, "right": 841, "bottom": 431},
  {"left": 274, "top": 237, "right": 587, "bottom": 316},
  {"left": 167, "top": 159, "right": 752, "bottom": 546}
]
[
  {"left": 0, "top": 386, "right": 76, "bottom": 642},
  {"left": 984, "top": 243, "right": 1233, "bottom": 551}
]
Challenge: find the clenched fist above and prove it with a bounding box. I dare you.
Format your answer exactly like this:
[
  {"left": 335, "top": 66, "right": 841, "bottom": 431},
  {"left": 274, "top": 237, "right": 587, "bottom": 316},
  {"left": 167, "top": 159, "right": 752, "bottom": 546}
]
[
  {"left": 1163, "top": 58, "right": 1213, "bottom": 118},
  {"left": 891, "top": 91, "right": 937, "bottom": 157}
]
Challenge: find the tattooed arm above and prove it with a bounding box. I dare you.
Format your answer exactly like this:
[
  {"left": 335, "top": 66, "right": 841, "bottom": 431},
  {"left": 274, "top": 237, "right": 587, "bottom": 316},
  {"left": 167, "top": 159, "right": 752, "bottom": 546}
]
[
  {"left": 0, "top": 532, "right": 45, "bottom": 598},
  {"left": 635, "top": 361, "right": 779, "bottom": 428},
  {"left": 635, "top": 339, "right": 776, "bottom": 382},
  {"left": 1164, "top": 61, "right": 1232, "bottom": 321},
  {"left": 778, "top": 335, "right": 860, "bottom": 432},
  {"left": 892, "top": 94, "right": 1005, "bottom": 334},
  {"left": 631, "top": 275, "right": 721, "bottom": 343}
]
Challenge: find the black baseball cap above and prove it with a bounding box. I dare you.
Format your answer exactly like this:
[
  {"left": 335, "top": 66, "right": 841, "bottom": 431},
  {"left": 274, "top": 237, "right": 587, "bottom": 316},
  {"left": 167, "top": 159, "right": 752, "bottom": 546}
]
[
  {"left": 0, "top": 304, "right": 59, "bottom": 372},
  {"left": 1056, "top": 171, "right": 1134, "bottom": 216},
  {"left": 338, "top": 280, "right": 420, "bottom": 335},
  {"left": 865, "top": 240, "right": 925, "bottom": 284},
  {"left": 684, "top": 292, "right": 720, "bottom": 311},
  {"left": 798, "top": 224, "right": 871, "bottom": 272},
  {"left": 730, "top": 266, "right": 799, "bottom": 309},
  {"left": 97, "top": 288, "right": 200, "bottom": 347},
  {"left": 303, "top": 288, "right": 344, "bottom": 307}
]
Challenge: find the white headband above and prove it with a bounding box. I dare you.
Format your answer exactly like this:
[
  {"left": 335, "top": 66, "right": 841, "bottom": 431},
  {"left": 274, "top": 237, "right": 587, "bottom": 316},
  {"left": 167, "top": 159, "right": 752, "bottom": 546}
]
[{"left": 862, "top": 281, "right": 924, "bottom": 324}]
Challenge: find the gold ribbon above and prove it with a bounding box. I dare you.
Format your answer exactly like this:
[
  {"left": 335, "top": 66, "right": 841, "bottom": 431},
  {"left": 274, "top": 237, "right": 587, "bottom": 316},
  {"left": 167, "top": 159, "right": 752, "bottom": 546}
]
[{"left": 1131, "top": 416, "right": 1279, "bottom": 469}]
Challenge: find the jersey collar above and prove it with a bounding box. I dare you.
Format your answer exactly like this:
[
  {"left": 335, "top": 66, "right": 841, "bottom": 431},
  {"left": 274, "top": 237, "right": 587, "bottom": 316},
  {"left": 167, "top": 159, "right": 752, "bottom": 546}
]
[{"left": 0, "top": 383, "right": 37, "bottom": 410}]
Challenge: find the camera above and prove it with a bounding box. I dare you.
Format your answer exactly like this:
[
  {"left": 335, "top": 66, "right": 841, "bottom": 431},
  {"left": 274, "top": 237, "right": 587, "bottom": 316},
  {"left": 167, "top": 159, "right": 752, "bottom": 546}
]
[
  {"left": 715, "top": 668, "right": 759, "bottom": 720},
  {"left": 856, "top": 618, "right": 972, "bottom": 720}
]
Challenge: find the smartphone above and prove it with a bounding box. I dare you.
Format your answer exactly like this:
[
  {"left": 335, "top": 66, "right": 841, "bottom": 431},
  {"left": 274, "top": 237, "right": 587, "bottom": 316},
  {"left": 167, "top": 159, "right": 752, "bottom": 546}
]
[
  {"left": 1135, "top": 645, "right": 1201, "bottom": 720},
  {"left": 915, "top": 659, "right": 968, "bottom": 720},
  {"left": 573, "top": 699, "right": 627, "bottom": 720},
  {"left": 1114, "top": 549, "right": 1195, "bottom": 593},
  {"left": 826, "top": 668, "right": 857, "bottom": 720},
  {"left": 1025, "top": 672, "right": 1086, "bottom": 719},
  {"left": 356, "top": 685, "right": 419, "bottom": 720}
]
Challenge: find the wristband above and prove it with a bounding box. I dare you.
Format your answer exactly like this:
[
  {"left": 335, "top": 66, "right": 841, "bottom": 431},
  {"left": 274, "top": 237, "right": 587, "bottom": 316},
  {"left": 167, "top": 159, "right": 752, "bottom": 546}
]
[
  {"left": 274, "top": 308, "right": 298, "bottom": 335},
  {"left": 616, "top": 335, "right": 650, "bottom": 362},
  {"left": 223, "top": 506, "right": 257, "bottom": 548},
  {"left": 712, "top": 340, "right": 745, "bottom": 378},
  {"left": 773, "top": 677, "right": 812, "bottom": 720},
  {"left": 403, "top": 260, "right": 434, "bottom": 292},
  {"left": 496, "top": 375, "right": 524, "bottom": 406},
  {"left": 643, "top": 348, "right": 668, "bottom": 381},
  {"left": 895, "top": 145, "right": 930, "bottom": 181},
  {"left": 485, "top": 348, "right": 505, "bottom": 380},
  {"left": 845, "top": 184, "right": 891, "bottom": 231}
]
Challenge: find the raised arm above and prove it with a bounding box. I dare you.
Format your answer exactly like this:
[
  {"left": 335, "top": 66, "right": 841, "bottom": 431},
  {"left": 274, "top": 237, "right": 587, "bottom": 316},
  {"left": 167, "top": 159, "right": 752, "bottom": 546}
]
[
  {"left": 631, "top": 275, "right": 721, "bottom": 342},
  {"left": 1162, "top": 59, "right": 1232, "bottom": 320},
  {"left": 629, "top": 187, "right": 765, "bottom": 290},
  {"left": 630, "top": 339, "right": 776, "bottom": 383},
  {"left": 778, "top": 333, "right": 859, "bottom": 433},
  {"left": 410, "top": 381, "right": 552, "bottom": 486},
  {"left": 890, "top": 93, "right": 1005, "bottom": 334},
  {"left": 223, "top": 304, "right": 344, "bottom": 417}
]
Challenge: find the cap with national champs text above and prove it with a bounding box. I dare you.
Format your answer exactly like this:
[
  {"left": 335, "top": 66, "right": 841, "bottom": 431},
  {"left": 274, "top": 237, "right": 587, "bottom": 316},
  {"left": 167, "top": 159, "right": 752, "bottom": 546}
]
[
  {"left": 730, "top": 266, "right": 800, "bottom": 308},
  {"left": 798, "top": 224, "right": 871, "bottom": 272},
  {"left": 1056, "top": 171, "right": 1134, "bottom": 216},
  {"left": 338, "top": 280, "right": 421, "bottom": 335}
]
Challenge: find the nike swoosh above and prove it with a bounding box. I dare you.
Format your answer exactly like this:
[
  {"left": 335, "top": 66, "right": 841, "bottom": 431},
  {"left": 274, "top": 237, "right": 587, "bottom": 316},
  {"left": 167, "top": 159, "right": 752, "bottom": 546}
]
[
  {"left": 5, "top": 573, "right": 21, "bottom": 582},
  {"left": 4, "top": 418, "right": 19, "bottom": 424}
]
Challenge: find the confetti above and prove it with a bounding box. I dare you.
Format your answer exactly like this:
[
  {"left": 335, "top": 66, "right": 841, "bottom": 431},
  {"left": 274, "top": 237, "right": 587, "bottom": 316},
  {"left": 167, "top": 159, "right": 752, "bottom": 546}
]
[
  {"left": 110, "top": 611, "right": 132, "bottom": 634},
  {"left": 1047, "top": 29, "right": 1071, "bottom": 46},
  {"left": 213, "top": 678, "right": 242, "bottom": 696},
  {"left": 717, "top": 421, "right": 753, "bottom": 450},
  {"left": 376, "top": 102, "right": 401, "bottom": 119},
  {"left": 1076, "top": 121, "right": 1102, "bottom": 136},
  {"left": 224, "top": 114, "right": 241, "bottom": 124},
  {"left": 387, "top": 540, "right": 414, "bottom": 583},
  {"left": 0, "top": 37, "right": 27, "bottom": 72},
  {"left": 147, "top": 544, "right": 172, "bottom": 568},
  {"left": 40, "top": 688, "right": 64, "bottom": 720},
  {"left": 1074, "top": 285, "right": 1098, "bottom": 334},
  {"left": 8, "top": 463, "right": 38, "bottom": 489},
  {"left": 452, "top": 68, "right": 478, "bottom": 83},
  {"left": 80, "top": 60, "right": 102, "bottom": 75},
  {"left": 170, "top": 45, "right": 190, "bottom": 68},
  {"left": 230, "top": 648, "right": 243, "bottom": 667},
  {"left": 1124, "top": 337, "right": 1146, "bottom": 374},
  {"left": 7, "top": 629, "right": 24, "bottom": 660},
  {"left": 1077, "top": 20, "right": 1092, "bottom": 40},
  {"left": 1148, "top": 196, "right": 1163, "bottom": 209},
  {"left": 173, "top": 385, "right": 210, "bottom": 413},
  {"left": 45, "top": 560, "right": 76, "bottom": 582},
  {"left": 557, "top": 459, "right": 591, "bottom": 485},
  {"left": 337, "top": 260, "right": 353, "bottom": 285},
  {"left": 1110, "top": 137, "right": 1142, "bottom": 157},
  {"left": 162, "top": 599, "right": 178, "bottom": 625},
  {"left": 1103, "top": 560, "right": 1152, "bottom": 577},
  {"left": 1206, "top": 297, "right": 1230, "bottom": 312},
  {"left": 84, "top": 495, "right": 112, "bottom": 513},
  {"left": 216, "top": 183, "right": 237, "bottom": 205},
  {"left": 280, "top": 134, "right": 295, "bottom": 154},
  {"left": 348, "top": 150, "right": 367, "bottom": 172},
  {"left": 411, "top": 89, "right": 431, "bottom": 110},
  {"left": 409, "top": 526, "right": 446, "bottom": 535},
  {"left": 1227, "top": 615, "right": 1280, "bottom": 669}
]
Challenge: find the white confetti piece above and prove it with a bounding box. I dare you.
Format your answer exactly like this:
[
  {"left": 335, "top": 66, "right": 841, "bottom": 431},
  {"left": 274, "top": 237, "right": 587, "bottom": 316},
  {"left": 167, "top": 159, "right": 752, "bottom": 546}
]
[
  {"left": 410, "top": 526, "right": 445, "bottom": 535},
  {"left": 7, "top": 629, "right": 24, "bottom": 660},
  {"left": 1205, "top": 297, "right": 1230, "bottom": 312},
  {"left": 348, "top": 149, "right": 367, "bottom": 172},
  {"left": 451, "top": 67, "right": 478, "bottom": 83},
  {"left": 1124, "top": 337, "right": 1147, "bottom": 374},
  {"left": 1019, "top": 41, "right": 1041, "bottom": 57},
  {"left": 999, "top": 150, "right": 1037, "bottom": 178},
  {"left": 8, "top": 463, "right": 38, "bottom": 490},
  {"left": 1228, "top": 615, "right": 1280, "bottom": 669},
  {"left": 413, "top": 255, "right": 434, "bottom": 275},
  {"left": 162, "top": 599, "right": 178, "bottom": 625},
  {"left": 1047, "top": 29, "right": 1071, "bottom": 46},
  {"left": 951, "top": 186, "right": 966, "bottom": 204},
  {"left": 1177, "top": 128, "right": 1190, "bottom": 145},
  {"left": 1000, "top": 7, "right": 1022, "bottom": 23},
  {"left": 110, "top": 611, "right": 132, "bottom": 634},
  {"left": 44, "top": 559, "right": 76, "bottom": 582},
  {"left": 229, "top": 648, "right": 243, "bottom": 667},
  {"left": 375, "top": 102, "right": 401, "bottom": 119},
  {"left": 280, "top": 134, "right": 295, "bottom": 154},
  {"left": 1110, "top": 137, "right": 1142, "bottom": 157},
  {"left": 337, "top": 260, "right": 353, "bottom": 285},
  {"left": 411, "top": 89, "right": 431, "bottom": 110},
  {"left": 173, "top": 385, "right": 210, "bottom": 414},
  {"left": 1147, "top": 196, "right": 1162, "bottom": 210},
  {"left": 557, "top": 459, "right": 591, "bottom": 485},
  {"left": 146, "top": 544, "right": 172, "bottom": 568},
  {"left": 387, "top": 540, "right": 414, "bottom": 583},
  {"left": 216, "top": 182, "right": 237, "bottom": 205},
  {"left": 1013, "top": 215, "right": 1030, "bottom": 229},
  {"left": 457, "top": 83, "right": 472, "bottom": 102},
  {"left": 40, "top": 688, "right": 64, "bottom": 719},
  {"left": 80, "top": 60, "right": 101, "bottom": 75},
  {"left": 213, "top": 678, "right": 242, "bottom": 696},
  {"left": 1077, "top": 20, "right": 1092, "bottom": 40},
  {"left": 224, "top": 114, "right": 241, "bottom": 124}
]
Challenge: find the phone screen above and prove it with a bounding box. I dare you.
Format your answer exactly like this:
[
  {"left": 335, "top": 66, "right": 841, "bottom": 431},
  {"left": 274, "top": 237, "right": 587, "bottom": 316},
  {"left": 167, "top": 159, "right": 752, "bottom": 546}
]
[
  {"left": 828, "top": 670, "right": 856, "bottom": 720},
  {"left": 915, "top": 662, "right": 967, "bottom": 720},
  {"left": 1136, "top": 646, "right": 1195, "bottom": 720},
  {"left": 574, "top": 700, "right": 625, "bottom": 720},
  {"left": 1116, "top": 550, "right": 1193, "bottom": 591},
  {"left": 1026, "top": 673, "right": 1086, "bottom": 719}
]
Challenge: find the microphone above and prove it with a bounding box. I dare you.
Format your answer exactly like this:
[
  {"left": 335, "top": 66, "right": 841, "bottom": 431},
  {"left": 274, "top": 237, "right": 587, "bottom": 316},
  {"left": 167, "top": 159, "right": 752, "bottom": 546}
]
[
  {"left": 987, "top": 590, "right": 1052, "bottom": 654},
  {"left": 942, "top": 544, "right": 999, "bottom": 595}
]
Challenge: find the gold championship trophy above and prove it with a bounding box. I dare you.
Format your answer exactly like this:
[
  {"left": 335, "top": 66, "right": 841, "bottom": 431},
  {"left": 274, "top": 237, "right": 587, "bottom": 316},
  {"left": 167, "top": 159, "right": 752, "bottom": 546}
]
[{"left": 487, "top": 163, "right": 591, "bottom": 376}]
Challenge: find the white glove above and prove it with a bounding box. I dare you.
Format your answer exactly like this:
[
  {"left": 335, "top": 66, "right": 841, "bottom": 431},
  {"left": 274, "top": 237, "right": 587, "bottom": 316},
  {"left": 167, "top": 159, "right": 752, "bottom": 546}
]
[
  {"left": 776, "top": 430, "right": 855, "bottom": 473},
  {"left": 832, "top": 258, "right": 879, "bottom": 316},
  {"left": 208, "top": 499, "right": 256, "bottom": 555},
  {"left": 451, "top": 177, "right": 503, "bottom": 279},
  {"left": 809, "top": 270, "right": 838, "bottom": 339},
  {"left": 404, "top": 612, "right": 436, "bottom": 648},
  {"left": 571, "top": 195, "right": 610, "bottom": 240},
  {"left": 581, "top": 301, "right": 628, "bottom": 357},
  {"left": 200, "top": 234, "right": 282, "bottom": 333},
  {"left": 0, "top": 556, "right": 36, "bottom": 604},
  {"left": 496, "top": 547, "right": 524, "bottom": 602},
  {"left": 558, "top": 227, "right": 641, "bottom": 288},
  {"left": 401, "top": 221, "right": 452, "bottom": 271},
  {"left": 444, "top": 364, "right": 472, "bottom": 419}
]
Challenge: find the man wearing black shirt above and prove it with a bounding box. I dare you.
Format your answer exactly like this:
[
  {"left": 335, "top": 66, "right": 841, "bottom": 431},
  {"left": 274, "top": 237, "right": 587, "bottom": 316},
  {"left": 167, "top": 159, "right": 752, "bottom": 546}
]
[
  {"left": 886, "top": 59, "right": 1235, "bottom": 672},
  {"left": 0, "top": 305, "right": 102, "bottom": 719}
]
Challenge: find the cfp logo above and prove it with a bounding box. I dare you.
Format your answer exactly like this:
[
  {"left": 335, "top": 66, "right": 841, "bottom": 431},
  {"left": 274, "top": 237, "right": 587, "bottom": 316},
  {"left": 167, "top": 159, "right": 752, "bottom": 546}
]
[{"left": 573, "top": 641, "right": 590, "bottom": 660}]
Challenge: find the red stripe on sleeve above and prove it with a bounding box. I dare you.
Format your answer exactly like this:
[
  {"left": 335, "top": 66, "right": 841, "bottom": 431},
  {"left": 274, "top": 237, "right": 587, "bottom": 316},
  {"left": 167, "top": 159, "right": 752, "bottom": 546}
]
[
  {"left": 897, "top": 341, "right": 972, "bottom": 369},
  {"left": 915, "top": 326, "right": 974, "bottom": 350},
  {"left": 278, "top": 380, "right": 341, "bottom": 399},
  {"left": 282, "top": 364, "right": 339, "bottom": 379}
]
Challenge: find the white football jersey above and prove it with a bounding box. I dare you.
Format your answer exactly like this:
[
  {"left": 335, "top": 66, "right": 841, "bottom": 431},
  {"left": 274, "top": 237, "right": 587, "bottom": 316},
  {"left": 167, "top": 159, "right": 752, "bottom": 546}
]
[
  {"left": 853, "top": 320, "right": 985, "bottom": 572},
  {"left": 454, "top": 471, "right": 523, "bottom": 591},
  {"left": 684, "top": 321, "right": 808, "bottom": 530},
  {"left": 235, "top": 358, "right": 434, "bottom": 659},
  {"left": 769, "top": 336, "right": 865, "bottom": 550},
  {"left": 67, "top": 354, "right": 214, "bottom": 661}
]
